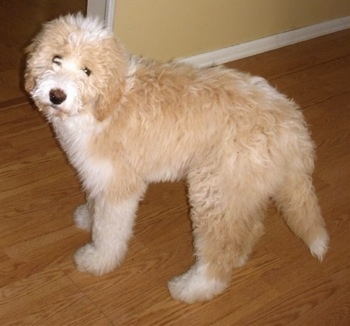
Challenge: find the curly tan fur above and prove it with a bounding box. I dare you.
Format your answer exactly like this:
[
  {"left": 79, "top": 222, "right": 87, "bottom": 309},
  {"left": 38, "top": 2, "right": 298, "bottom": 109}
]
[{"left": 25, "top": 13, "right": 329, "bottom": 303}]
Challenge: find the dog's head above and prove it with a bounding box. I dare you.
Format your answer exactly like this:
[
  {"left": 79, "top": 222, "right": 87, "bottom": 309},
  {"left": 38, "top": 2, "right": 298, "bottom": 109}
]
[{"left": 25, "top": 13, "right": 128, "bottom": 121}]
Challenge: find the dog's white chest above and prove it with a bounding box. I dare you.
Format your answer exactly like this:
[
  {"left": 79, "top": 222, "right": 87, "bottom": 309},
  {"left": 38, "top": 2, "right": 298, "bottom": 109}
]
[
  {"left": 52, "top": 115, "right": 92, "bottom": 156},
  {"left": 51, "top": 115, "right": 113, "bottom": 196}
]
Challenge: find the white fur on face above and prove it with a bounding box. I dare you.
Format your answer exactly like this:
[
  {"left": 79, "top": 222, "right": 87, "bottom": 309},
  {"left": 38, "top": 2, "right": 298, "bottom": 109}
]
[{"left": 31, "top": 57, "right": 87, "bottom": 117}]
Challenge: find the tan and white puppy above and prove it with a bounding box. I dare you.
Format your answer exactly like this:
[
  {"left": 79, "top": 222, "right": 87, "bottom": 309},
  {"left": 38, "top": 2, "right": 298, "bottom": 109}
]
[{"left": 25, "top": 14, "right": 329, "bottom": 303}]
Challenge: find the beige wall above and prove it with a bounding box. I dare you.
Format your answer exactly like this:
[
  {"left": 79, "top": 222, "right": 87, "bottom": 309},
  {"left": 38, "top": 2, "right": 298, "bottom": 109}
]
[{"left": 114, "top": 0, "right": 350, "bottom": 61}]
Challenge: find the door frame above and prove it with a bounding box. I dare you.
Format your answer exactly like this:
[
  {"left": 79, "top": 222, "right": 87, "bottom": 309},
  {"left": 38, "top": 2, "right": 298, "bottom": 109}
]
[{"left": 87, "top": 0, "right": 115, "bottom": 29}]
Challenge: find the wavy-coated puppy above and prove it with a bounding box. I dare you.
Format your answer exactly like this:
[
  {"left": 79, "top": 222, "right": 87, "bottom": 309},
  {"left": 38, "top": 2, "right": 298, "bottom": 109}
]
[{"left": 25, "top": 14, "right": 329, "bottom": 303}]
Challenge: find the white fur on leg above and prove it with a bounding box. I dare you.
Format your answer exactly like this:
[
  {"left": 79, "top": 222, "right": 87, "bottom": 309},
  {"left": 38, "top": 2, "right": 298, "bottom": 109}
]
[
  {"left": 74, "top": 243, "right": 118, "bottom": 275},
  {"left": 74, "top": 196, "right": 139, "bottom": 276},
  {"left": 74, "top": 204, "right": 92, "bottom": 231},
  {"left": 168, "top": 263, "right": 229, "bottom": 304},
  {"left": 309, "top": 228, "right": 329, "bottom": 261}
]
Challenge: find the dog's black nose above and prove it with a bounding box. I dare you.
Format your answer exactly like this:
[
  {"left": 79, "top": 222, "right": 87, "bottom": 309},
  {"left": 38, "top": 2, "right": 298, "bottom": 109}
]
[{"left": 49, "top": 88, "right": 67, "bottom": 105}]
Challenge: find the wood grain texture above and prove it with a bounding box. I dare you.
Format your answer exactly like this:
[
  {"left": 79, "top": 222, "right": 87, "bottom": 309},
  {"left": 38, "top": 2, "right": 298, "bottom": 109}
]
[{"left": 0, "top": 9, "right": 349, "bottom": 325}]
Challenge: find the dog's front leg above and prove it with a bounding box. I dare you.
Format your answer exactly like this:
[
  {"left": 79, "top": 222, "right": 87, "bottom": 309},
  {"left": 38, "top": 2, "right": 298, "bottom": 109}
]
[
  {"left": 74, "top": 193, "right": 140, "bottom": 276},
  {"left": 74, "top": 199, "right": 94, "bottom": 231}
]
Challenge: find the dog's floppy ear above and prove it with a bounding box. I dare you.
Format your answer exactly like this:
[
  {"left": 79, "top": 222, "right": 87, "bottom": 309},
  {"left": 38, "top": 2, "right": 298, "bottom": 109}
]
[
  {"left": 24, "top": 26, "right": 47, "bottom": 94},
  {"left": 93, "top": 38, "right": 128, "bottom": 122},
  {"left": 24, "top": 42, "right": 37, "bottom": 94},
  {"left": 94, "top": 77, "right": 124, "bottom": 122}
]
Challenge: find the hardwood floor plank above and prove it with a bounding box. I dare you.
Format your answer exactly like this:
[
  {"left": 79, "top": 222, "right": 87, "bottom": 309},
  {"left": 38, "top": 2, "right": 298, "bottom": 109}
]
[
  {"left": 0, "top": 266, "right": 111, "bottom": 325},
  {"left": 226, "top": 29, "right": 350, "bottom": 80}
]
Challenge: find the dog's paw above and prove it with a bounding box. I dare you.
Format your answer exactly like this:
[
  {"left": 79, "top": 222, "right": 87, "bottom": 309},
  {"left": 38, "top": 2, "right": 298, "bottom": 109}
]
[
  {"left": 233, "top": 254, "right": 249, "bottom": 268},
  {"left": 309, "top": 227, "right": 329, "bottom": 261},
  {"left": 168, "top": 264, "right": 228, "bottom": 304},
  {"left": 74, "top": 204, "right": 92, "bottom": 231},
  {"left": 74, "top": 243, "right": 117, "bottom": 276}
]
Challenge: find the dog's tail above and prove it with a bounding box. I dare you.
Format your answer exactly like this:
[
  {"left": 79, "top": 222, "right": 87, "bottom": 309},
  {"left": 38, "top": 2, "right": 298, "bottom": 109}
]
[{"left": 273, "top": 148, "right": 329, "bottom": 261}]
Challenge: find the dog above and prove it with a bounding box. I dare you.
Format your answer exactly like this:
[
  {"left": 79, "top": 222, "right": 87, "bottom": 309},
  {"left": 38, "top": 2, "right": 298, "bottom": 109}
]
[{"left": 25, "top": 13, "right": 329, "bottom": 303}]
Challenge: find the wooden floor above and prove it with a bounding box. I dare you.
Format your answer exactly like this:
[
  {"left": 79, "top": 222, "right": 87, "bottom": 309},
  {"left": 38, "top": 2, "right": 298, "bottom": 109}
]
[{"left": 0, "top": 17, "right": 349, "bottom": 325}]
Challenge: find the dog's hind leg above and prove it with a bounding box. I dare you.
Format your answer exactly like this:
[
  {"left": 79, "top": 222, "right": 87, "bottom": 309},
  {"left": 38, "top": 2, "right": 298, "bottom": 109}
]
[
  {"left": 273, "top": 172, "right": 329, "bottom": 261},
  {"left": 168, "top": 168, "right": 268, "bottom": 303}
]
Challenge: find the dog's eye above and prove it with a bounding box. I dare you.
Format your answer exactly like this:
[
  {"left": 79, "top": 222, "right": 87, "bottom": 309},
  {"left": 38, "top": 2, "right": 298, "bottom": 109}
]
[
  {"left": 52, "top": 55, "right": 62, "bottom": 65},
  {"left": 82, "top": 67, "right": 91, "bottom": 76}
]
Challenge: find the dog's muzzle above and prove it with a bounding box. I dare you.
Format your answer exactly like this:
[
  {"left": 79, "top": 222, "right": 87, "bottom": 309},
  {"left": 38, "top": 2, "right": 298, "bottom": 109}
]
[{"left": 49, "top": 88, "right": 67, "bottom": 105}]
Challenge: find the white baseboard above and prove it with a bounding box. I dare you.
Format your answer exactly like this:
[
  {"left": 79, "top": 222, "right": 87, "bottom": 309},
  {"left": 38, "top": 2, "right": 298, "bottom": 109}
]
[{"left": 178, "top": 16, "right": 350, "bottom": 67}]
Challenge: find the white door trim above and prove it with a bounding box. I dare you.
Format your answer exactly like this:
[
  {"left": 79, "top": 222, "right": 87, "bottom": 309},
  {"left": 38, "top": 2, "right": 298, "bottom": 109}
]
[{"left": 87, "top": 0, "right": 115, "bottom": 29}]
